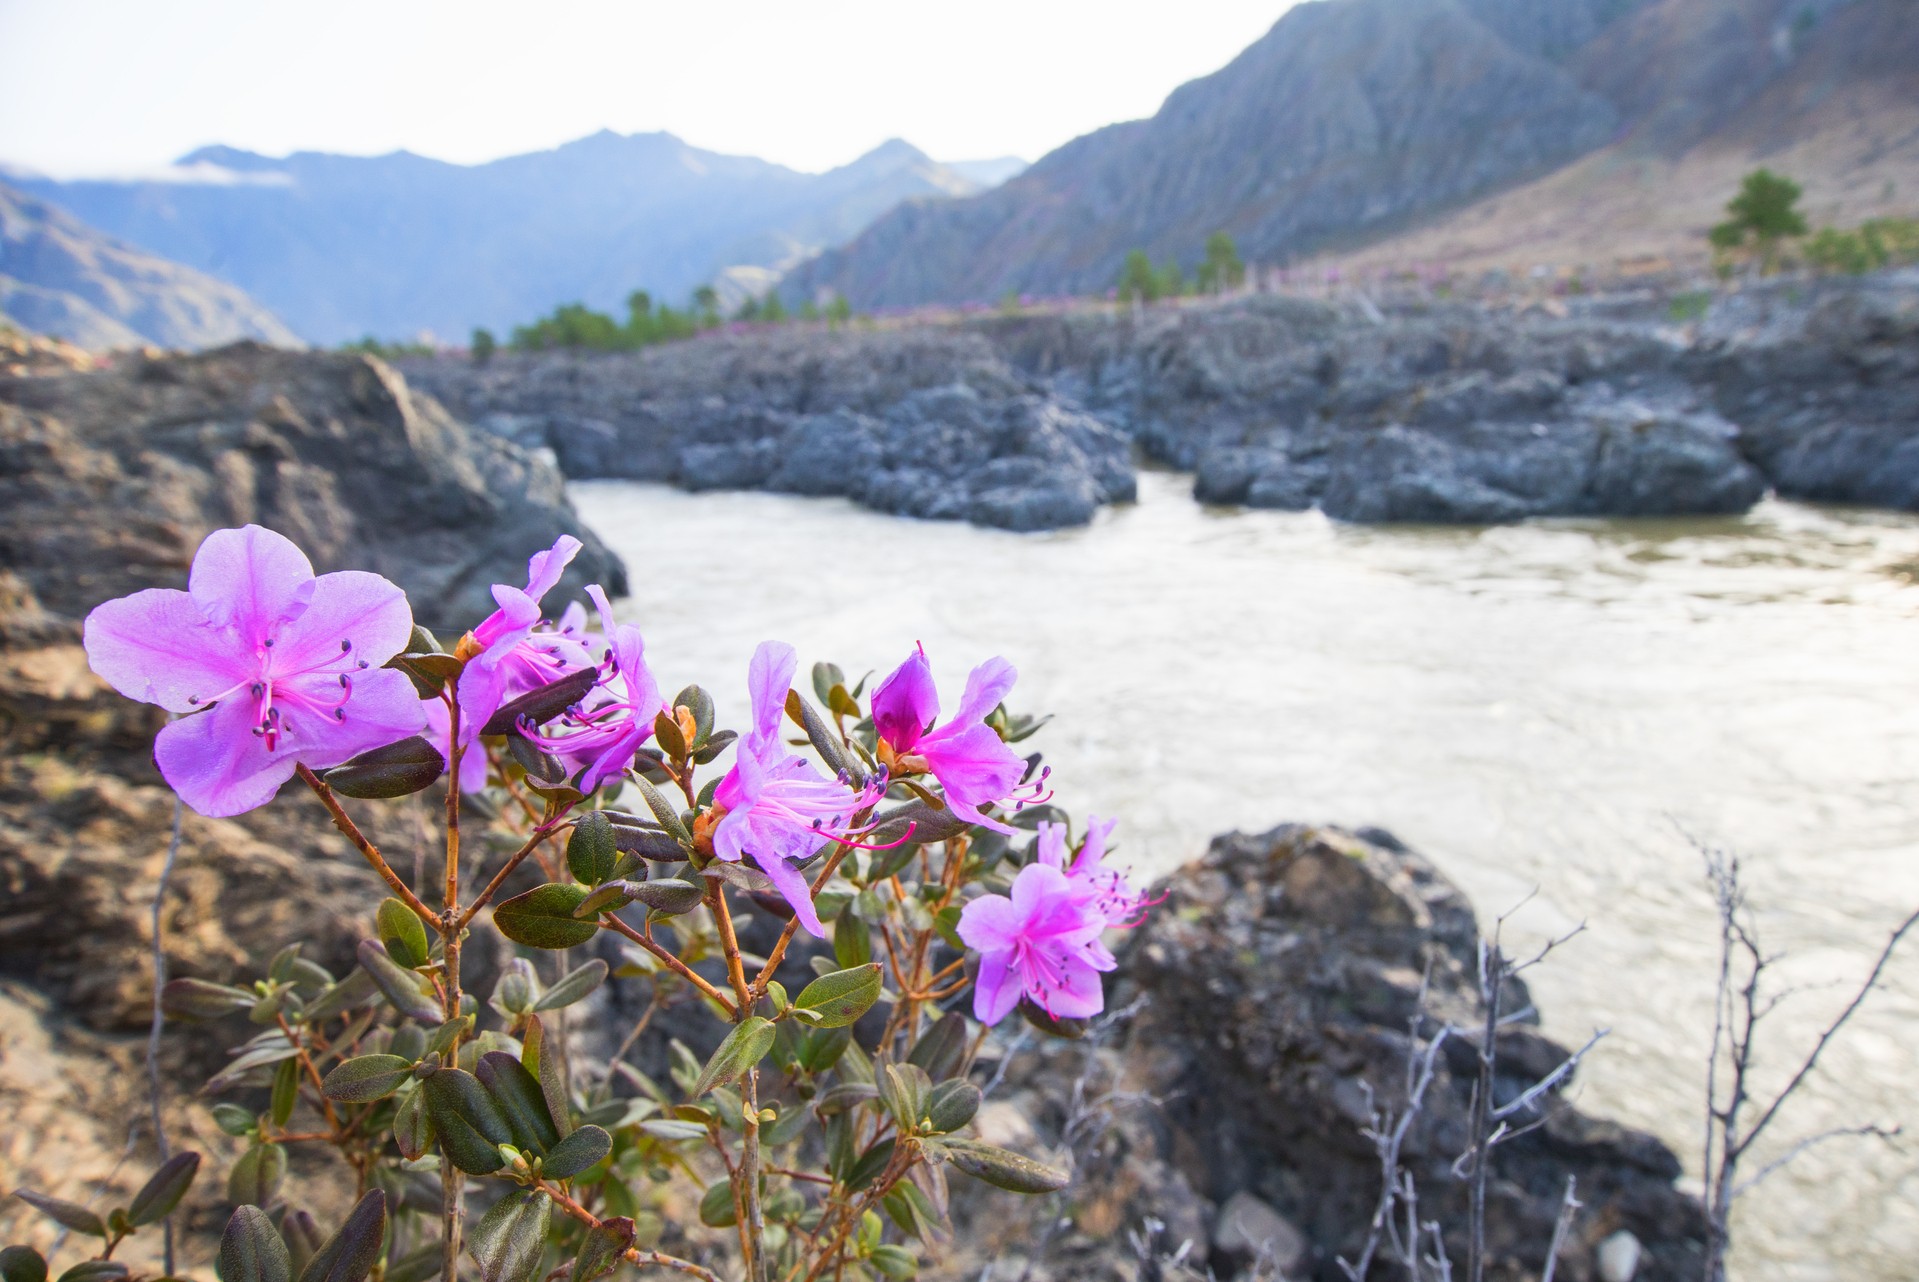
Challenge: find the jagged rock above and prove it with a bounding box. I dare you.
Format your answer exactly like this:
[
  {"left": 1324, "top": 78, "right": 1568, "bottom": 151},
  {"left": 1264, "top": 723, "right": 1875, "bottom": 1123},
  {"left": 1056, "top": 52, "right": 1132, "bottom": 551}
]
[
  {"left": 0, "top": 342, "right": 624, "bottom": 629},
  {"left": 398, "top": 328, "right": 1137, "bottom": 532}
]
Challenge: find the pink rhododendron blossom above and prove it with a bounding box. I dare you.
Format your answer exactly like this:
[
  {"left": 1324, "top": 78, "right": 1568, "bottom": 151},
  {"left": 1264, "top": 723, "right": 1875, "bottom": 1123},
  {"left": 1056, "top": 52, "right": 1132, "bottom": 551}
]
[
  {"left": 712, "top": 641, "right": 885, "bottom": 938},
  {"left": 83, "top": 525, "right": 425, "bottom": 817},
  {"left": 452, "top": 534, "right": 589, "bottom": 742},
  {"left": 1034, "top": 816, "right": 1151, "bottom": 966},
  {"left": 870, "top": 644, "right": 1046, "bottom": 835},
  {"left": 525, "top": 585, "right": 665, "bottom": 794},
  {"left": 957, "top": 861, "right": 1113, "bottom": 1025}
]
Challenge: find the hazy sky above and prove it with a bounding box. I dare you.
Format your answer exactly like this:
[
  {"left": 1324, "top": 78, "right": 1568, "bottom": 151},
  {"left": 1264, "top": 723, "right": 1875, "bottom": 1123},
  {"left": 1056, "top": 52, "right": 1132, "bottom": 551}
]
[{"left": 0, "top": 1, "right": 1297, "bottom": 177}]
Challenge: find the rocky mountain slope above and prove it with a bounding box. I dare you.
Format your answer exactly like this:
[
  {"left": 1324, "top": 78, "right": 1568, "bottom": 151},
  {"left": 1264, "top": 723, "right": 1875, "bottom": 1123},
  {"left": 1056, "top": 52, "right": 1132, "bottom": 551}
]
[
  {"left": 14, "top": 133, "right": 987, "bottom": 345},
  {"left": 786, "top": 0, "right": 1919, "bottom": 307},
  {"left": 0, "top": 181, "right": 297, "bottom": 351},
  {"left": 0, "top": 343, "right": 623, "bottom": 629}
]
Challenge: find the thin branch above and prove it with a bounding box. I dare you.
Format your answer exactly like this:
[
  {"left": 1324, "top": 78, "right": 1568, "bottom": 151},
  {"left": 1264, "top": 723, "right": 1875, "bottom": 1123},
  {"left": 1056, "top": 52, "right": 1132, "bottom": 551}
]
[
  {"left": 146, "top": 796, "right": 184, "bottom": 1276},
  {"left": 295, "top": 764, "right": 438, "bottom": 925},
  {"left": 601, "top": 912, "right": 736, "bottom": 1016},
  {"left": 1732, "top": 1123, "right": 1902, "bottom": 1198},
  {"left": 1491, "top": 1028, "right": 1608, "bottom": 1121},
  {"left": 1538, "top": 1178, "right": 1580, "bottom": 1282}
]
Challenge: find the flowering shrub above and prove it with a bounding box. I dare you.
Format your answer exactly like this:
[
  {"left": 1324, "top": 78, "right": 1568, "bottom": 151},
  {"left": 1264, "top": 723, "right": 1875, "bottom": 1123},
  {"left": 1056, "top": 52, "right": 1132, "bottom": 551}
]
[{"left": 12, "top": 525, "right": 1149, "bottom": 1282}]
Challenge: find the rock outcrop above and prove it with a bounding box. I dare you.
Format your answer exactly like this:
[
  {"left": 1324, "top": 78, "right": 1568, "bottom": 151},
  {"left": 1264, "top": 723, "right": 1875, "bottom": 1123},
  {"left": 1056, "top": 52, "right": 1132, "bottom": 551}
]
[
  {"left": 0, "top": 342, "right": 625, "bottom": 630},
  {"left": 948, "top": 824, "right": 1707, "bottom": 1282},
  {"left": 400, "top": 328, "right": 1137, "bottom": 532}
]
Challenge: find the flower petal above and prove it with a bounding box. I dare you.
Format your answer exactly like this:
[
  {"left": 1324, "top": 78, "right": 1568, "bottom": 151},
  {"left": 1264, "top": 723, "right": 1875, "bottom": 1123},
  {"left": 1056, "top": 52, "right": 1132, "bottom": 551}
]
[
  {"left": 954, "top": 655, "right": 1017, "bottom": 726},
  {"left": 957, "top": 893, "right": 1022, "bottom": 951},
  {"left": 754, "top": 851, "right": 825, "bottom": 939},
  {"left": 918, "top": 722, "right": 1025, "bottom": 810},
  {"left": 746, "top": 641, "right": 797, "bottom": 746},
  {"left": 525, "top": 536, "right": 583, "bottom": 602},
  {"left": 188, "top": 526, "right": 316, "bottom": 635},
  {"left": 1038, "top": 952, "right": 1106, "bottom": 1019},
  {"left": 84, "top": 588, "right": 253, "bottom": 713},
  {"left": 314, "top": 667, "right": 430, "bottom": 764},
  {"left": 276, "top": 570, "right": 414, "bottom": 674},
  {"left": 871, "top": 647, "right": 939, "bottom": 752},
  {"left": 155, "top": 699, "right": 298, "bottom": 818},
  {"left": 972, "top": 949, "right": 1021, "bottom": 1026},
  {"left": 1034, "top": 821, "right": 1069, "bottom": 870}
]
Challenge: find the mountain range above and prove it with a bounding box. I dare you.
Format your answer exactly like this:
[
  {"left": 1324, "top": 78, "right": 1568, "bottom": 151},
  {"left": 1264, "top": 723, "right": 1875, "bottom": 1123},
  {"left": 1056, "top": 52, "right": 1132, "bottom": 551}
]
[
  {"left": 785, "top": 0, "right": 1919, "bottom": 307},
  {"left": 0, "top": 179, "right": 297, "bottom": 349},
  {"left": 11, "top": 134, "right": 1008, "bottom": 345}
]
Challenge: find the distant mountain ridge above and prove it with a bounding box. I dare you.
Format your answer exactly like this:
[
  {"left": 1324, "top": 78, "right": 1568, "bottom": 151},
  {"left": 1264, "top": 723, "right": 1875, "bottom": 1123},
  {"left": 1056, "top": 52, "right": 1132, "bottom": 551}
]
[
  {"left": 0, "top": 179, "right": 297, "bottom": 350},
  {"left": 785, "top": 0, "right": 1919, "bottom": 307},
  {"left": 15, "top": 132, "right": 989, "bottom": 345}
]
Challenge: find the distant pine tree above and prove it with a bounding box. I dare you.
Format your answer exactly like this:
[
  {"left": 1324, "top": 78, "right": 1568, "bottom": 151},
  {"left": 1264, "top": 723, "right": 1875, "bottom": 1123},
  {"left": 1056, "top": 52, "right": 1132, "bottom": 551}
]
[
  {"left": 1196, "top": 231, "right": 1245, "bottom": 294},
  {"left": 1711, "top": 170, "right": 1807, "bottom": 273}
]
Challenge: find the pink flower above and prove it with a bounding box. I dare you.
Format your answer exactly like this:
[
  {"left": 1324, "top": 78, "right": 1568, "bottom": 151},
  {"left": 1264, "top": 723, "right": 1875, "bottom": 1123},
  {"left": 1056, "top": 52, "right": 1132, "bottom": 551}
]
[
  {"left": 452, "top": 535, "right": 588, "bottom": 742},
  {"left": 524, "top": 586, "right": 664, "bottom": 794},
  {"left": 870, "top": 645, "right": 1043, "bottom": 835},
  {"left": 1034, "top": 816, "right": 1151, "bottom": 966},
  {"left": 712, "top": 642, "right": 884, "bottom": 937},
  {"left": 83, "top": 525, "right": 424, "bottom": 817},
  {"left": 957, "top": 861, "right": 1113, "bottom": 1025}
]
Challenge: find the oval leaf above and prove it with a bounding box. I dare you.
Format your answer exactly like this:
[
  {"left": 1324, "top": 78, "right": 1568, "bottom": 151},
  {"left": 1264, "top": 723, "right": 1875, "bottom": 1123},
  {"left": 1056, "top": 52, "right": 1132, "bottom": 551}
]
[
  {"left": 533, "top": 960, "right": 607, "bottom": 1012},
  {"left": 691, "top": 1018, "right": 776, "bottom": 1096},
  {"left": 476, "top": 1051, "right": 561, "bottom": 1155},
  {"left": 161, "top": 978, "right": 257, "bottom": 1022},
  {"left": 217, "top": 1206, "right": 290, "bottom": 1282},
  {"left": 482, "top": 667, "right": 599, "bottom": 737},
  {"left": 354, "top": 940, "right": 445, "bottom": 1024},
  {"left": 12, "top": 1191, "right": 105, "bottom": 1238},
  {"left": 630, "top": 878, "right": 703, "bottom": 916},
  {"left": 493, "top": 884, "right": 599, "bottom": 950},
  {"left": 922, "top": 1080, "right": 981, "bottom": 1135},
  {"left": 226, "top": 1144, "right": 287, "bottom": 1208},
  {"left": 420, "top": 1068, "right": 511, "bottom": 1174},
  {"left": 938, "top": 1138, "right": 1070, "bottom": 1194},
  {"left": 0, "top": 1247, "right": 46, "bottom": 1282},
  {"left": 568, "top": 1216, "right": 634, "bottom": 1282},
  {"left": 697, "top": 1181, "right": 737, "bottom": 1229},
  {"left": 565, "top": 812, "right": 617, "bottom": 887},
  {"left": 55, "top": 1266, "right": 126, "bottom": 1282},
  {"left": 795, "top": 964, "right": 883, "bottom": 1029},
  {"left": 323, "top": 737, "right": 445, "bottom": 799},
  {"left": 466, "top": 1189, "right": 551, "bottom": 1282},
  {"left": 377, "top": 899, "right": 430, "bottom": 969},
  {"left": 540, "top": 1125, "right": 611, "bottom": 1180},
  {"left": 296, "top": 1190, "right": 387, "bottom": 1282},
  {"left": 127, "top": 1151, "right": 200, "bottom": 1227},
  {"left": 322, "top": 1054, "right": 414, "bottom": 1103}
]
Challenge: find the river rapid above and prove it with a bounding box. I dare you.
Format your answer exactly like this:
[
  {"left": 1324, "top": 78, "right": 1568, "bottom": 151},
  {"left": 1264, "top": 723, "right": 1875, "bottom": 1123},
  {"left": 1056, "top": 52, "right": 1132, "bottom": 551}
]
[{"left": 571, "top": 471, "right": 1919, "bottom": 1282}]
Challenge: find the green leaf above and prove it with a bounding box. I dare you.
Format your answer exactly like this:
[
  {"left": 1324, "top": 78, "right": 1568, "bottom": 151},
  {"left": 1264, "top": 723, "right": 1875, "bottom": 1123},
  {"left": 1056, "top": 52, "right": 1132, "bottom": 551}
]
[
  {"left": 878, "top": 1063, "right": 930, "bottom": 1132},
  {"left": 566, "top": 812, "right": 618, "bottom": 887},
  {"left": 323, "top": 736, "right": 445, "bottom": 799},
  {"left": 295, "top": 1190, "right": 387, "bottom": 1282},
  {"left": 570, "top": 881, "right": 636, "bottom": 919},
  {"left": 217, "top": 1206, "right": 290, "bottom": 1282},
  {"left": 540, "top": 1125, "right": 611, "bottom": 1179},
  {"left": 383, "top": 1246, "right": 442, "bottom": 1282},
  {"left": 466, "top": 1189, "right": 550, "bottom": 1282},
  {"left": 794, "top": 964, "right": 883, "bottom": 1028},
  {"left": 493, "top": 884, "right": 599, "bottom": 950},
  {"left": 637, "top": 1118, "right": 706, "bottom": 1142},
  {"left": 476, "top": 1051, "right": 561, "bottom": 1154},
  {"left": 492, "top": 958, "right": 539, "bottom": 1016},
  {"left": 690, "top": 1018, "right": 776, "bottom": 1097},
  {"left": 833, "top": 903, "right": 872, "bottom": 970},
  {"left": 11, "top": 1191, "right": 105, "bottom": 1237},
  {"left": 354, "top": 940, "right": 445, "bottom": 1024},
  {"left": 55, "top": 1266, "right": 126, "bottom": 1282},
  {"left": 652, "top": 709, "right": 687, "bottom": 759},
  {"left": 673, "top": 685, "right": 715, "bottom": 746},
  {"left": 0, "top": 1247, "right": 47, "bottom": 1282},
  {"left": 843, "top": 1138, "right": 896, "bottom": 1193},
  {"left": 482, "top": 667, "right": 598, "bottom": 736},
  {"left": 922, "top": 1080, "right": 980, "bottom": 1135},
  {"left": 280, "top": 1210, "right": 323, "bottom": 1276},
  {"left": 125, "top": 1152, "right": 199, "bottom": 1228},
  {"left": 322, "top": 1054, "right": 414, "bottom": 1103},
  {"left": 568, "top": 1217, "right": 635, "bottom": 1282},
  {"left": 932, "top": 905, "right": 965, "bottom": 952},
  {"left": 631, "top": 878, "right": 704, "bottom": 916},
  {"left": 936, "top": 1138, "right": 1069, "bottom": 1193},
  {"left": 906, "top": 1013, "right": 970, "bottom": 1082},
  {"left": 160, "top": 978, "right": 256, "bottom": 1022},
  {"left": 869, "top": 1244, "right": 919, "bottom": 1279},
  {"left": 810, "top": 662, "right": 846, "bottom": 708},
  {"left": 270, "top": 1057, "right": 300, "bottom": 1128},
  {"left": 210, "top": 1102, "right": 256, "bottom": 1137},
  {"left": 226, "top": 1143, "right": 287, "bottom": 1207},
  {"left": 377, "top": 899, "right": 430, "bottom": 968},
  {"left": 301, "top": 968, "right": 381, "bottom": 1023},
  {"left": 627, "top": 774, "right": 691, "bottom": 846},
  {"left": 609, "top": 822, "right": 687, "bottom": 863},
  {"left": 882, "top": 1181, "right": 941, "bottom": 1245},
  {"left": 420, "top": 1068, "right": 511, "bottom": 1174},
  {"left": 697, "top": 1181, "right": 737, "bottom": 1228},
  {"left": 533, "top": 959, "right": 607, "bottom": 1012},
  {"left": 798, "top": 1025, "right": 854, "bottom": 1074},
  {"left": 521, "top": 1016, "right": 573, "bottom": 1139},
  {"left": 784, "top": 689, "right": 854, "bottom": 780},
  {"left": 392, "top": 1086, "right": 434, "bottom": 1161}
]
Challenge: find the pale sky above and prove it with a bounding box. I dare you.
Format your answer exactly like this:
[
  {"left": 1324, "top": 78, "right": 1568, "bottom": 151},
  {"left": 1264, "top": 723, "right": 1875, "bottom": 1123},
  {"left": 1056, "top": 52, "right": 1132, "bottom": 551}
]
[{"left": 0, "top": 0, "right": 1299, "bottom": 177}]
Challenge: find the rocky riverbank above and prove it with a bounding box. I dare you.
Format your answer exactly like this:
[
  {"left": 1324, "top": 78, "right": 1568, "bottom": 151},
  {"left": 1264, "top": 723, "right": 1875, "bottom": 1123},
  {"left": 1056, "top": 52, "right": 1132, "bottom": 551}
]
[
  {"left": 0, "top": 342, "right": 624, "bottom": 630},
  {"left": 405, "top": 271, "right": 1919, "bottom": 529}
]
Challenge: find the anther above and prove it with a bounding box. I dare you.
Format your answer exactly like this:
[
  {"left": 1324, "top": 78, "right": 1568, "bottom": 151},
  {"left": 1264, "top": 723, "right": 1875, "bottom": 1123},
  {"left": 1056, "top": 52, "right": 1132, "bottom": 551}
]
[{"left": 341, "top": 638, "right": 352, "bottom": 652}]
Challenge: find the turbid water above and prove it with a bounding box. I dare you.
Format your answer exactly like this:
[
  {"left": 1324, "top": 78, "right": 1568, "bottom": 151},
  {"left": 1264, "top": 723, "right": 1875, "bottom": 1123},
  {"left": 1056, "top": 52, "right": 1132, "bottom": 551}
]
[{"left": 572, "top": 471, "right": 1919, "bottom": 1282}]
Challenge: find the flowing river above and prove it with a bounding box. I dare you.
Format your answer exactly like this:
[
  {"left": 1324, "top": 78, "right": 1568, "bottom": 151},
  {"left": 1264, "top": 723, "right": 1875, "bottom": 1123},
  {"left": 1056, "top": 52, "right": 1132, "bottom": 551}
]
[{"left": 571, "top": 471, "right": 1919, "bottom": 1282}]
